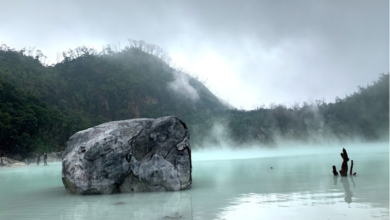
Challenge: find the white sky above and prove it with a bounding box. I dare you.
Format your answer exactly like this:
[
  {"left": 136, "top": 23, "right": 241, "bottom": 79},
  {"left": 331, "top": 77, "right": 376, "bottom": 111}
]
[{"left": 0, "top": 0, "right": 388, "bottom": 109}]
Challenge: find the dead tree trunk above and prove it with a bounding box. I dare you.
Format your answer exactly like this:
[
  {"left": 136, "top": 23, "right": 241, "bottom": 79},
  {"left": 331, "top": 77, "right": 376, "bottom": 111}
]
[
  {"left": 339, "top": 148, "right": 349, "bottom": 176},
  {"left": 350, "top": 160, "right": 356, "bottom": 175},
  {"left": 333, "top": 148, "right": 356, "bottom": 176},
  {"left": 332, "top": 165, "right": 338, "bottom": 176}
]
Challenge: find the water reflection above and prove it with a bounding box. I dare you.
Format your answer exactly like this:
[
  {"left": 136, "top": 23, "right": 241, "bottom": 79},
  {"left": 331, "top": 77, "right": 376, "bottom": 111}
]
[
  {"left": 334, "top": 175, "right": 356, "bottom": 204},
  {"left": 350, "top": 175, "right": 356, "bottom": 188},
  {"left": 0, "top": 147, "right": 388, "bottom": 220},
  {"left": 216, "top": 167, "right": 389, "bottom": 220},
  {"left": 340, "top": 176, "right": 353, "bottom": 204},
  {"left": 60, "top": 191, "right": 193, "bottom": 220},
  {"left": 1, "top": 187, "right": 194, "bottom": 220},
  {"left": 217, "top": 189, "right": 389, "bottom": 220}
]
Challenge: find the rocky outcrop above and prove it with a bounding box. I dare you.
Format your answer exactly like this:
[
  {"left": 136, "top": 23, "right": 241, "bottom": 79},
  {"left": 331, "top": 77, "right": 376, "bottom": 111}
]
[{"left": 62, "top": 116, "right": 192, "bottom": 195}]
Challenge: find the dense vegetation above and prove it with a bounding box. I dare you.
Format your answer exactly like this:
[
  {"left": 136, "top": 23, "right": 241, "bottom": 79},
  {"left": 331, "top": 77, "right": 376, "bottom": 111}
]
[
  {"left": 0, "top": 41, "right": 226, "bottom": 158},
  {"left": 0, "top": 42, "right": 388, "bottom": 158},
  {"left": 0, "top": 78, "right": 67, "bottom": 156},
  {"left": 213, "top": 72, "right": 389, "bottom": 147}
]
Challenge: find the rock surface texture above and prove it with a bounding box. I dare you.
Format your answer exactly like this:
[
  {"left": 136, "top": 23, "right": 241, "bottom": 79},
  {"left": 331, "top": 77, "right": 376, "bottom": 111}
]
[{"left": 62, "top": 116, "right": 192, "bottom": 195}]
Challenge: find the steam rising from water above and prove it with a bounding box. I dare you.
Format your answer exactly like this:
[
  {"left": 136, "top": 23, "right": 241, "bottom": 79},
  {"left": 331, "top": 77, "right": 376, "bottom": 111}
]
[
  {"left": 193, "top": 112, "right": 388, "bottom": 158},
  {"left": 169, "top": 70, "right": 199, "bottom": 101},
  {"left": 192, "top": 142, "right": 389, "bottom": 161}
]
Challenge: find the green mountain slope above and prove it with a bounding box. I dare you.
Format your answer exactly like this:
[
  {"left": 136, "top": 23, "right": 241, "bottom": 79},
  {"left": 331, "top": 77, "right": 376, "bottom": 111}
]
[
  {"left": 0, "top": 45, "right": 227, "bottom": 157},
  {"left": 0, "top": 43, "right": 388, "bottom": 158}
]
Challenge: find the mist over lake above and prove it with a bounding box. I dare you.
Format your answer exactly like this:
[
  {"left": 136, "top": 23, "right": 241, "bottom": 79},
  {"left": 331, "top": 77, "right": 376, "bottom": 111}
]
[
  {"left": 0, "top": 2, "right": 388, "bottom": 219},
  {"left": 1, "top": 142, "right": 388, "bottom": 220}
]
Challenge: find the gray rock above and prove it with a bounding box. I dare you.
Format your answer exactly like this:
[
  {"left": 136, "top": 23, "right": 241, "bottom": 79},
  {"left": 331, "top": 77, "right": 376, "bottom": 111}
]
[{"left": 62, "top": 116, "right": 192, "bottom": 195}]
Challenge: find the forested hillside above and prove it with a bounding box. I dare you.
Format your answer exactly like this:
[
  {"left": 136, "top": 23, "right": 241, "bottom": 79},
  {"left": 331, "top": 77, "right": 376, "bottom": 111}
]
[
  {"left": 211, "top": 73, "right": 389, "bottom": 147},
  {"left": 0, "top": 42, "right": 227, "bottom": 158},
  {"left": 0, "top": 42, "right": 388, "bottom": 158}
]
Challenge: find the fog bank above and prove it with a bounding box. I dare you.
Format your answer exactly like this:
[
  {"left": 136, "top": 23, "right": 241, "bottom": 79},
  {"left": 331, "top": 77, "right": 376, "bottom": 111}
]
[{"left": 192, "top": 142, "right": 389, "bottom": 161}]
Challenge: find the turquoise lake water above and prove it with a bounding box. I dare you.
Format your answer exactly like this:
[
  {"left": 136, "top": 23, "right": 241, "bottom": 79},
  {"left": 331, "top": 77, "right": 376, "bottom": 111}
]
[{"left": 0, "top": 143, "right": 388, "bottom": 220}]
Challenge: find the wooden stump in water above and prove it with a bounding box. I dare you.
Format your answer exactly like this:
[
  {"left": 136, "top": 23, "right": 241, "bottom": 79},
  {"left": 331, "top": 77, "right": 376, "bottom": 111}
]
[
  {"left": 332, "top": 149, "right": 357, "bottom": 176},
  {"left": 332, "top": 165, "right": 338, "bottom": 176},
  {"left": 349, "top": 160, "right": 354, "bottom": 175},
  {"left": 339, "top": 148, "right": 349, "bottom": 176}
]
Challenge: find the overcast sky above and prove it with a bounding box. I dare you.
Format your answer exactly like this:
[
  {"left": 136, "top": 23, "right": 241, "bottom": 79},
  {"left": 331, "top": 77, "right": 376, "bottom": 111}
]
[{"left": 1, "top": 0, "right": 388, "bottom": 109}]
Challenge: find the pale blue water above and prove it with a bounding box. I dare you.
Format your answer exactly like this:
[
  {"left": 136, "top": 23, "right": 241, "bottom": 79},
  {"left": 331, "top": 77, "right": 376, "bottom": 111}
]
[{"left": 0, "top": 143, "right": 388, "bottom": 220}]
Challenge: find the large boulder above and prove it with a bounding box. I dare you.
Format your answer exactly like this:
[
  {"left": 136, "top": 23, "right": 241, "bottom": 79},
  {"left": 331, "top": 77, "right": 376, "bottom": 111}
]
[{"left": 62, "top": 116, "right": 192, "bottom": 195}]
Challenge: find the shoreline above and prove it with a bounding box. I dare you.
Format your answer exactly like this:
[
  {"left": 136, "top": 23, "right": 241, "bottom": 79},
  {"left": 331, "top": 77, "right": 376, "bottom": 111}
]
[{"left": 0, "top": 156, "right": 61, "bottom": 168}]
